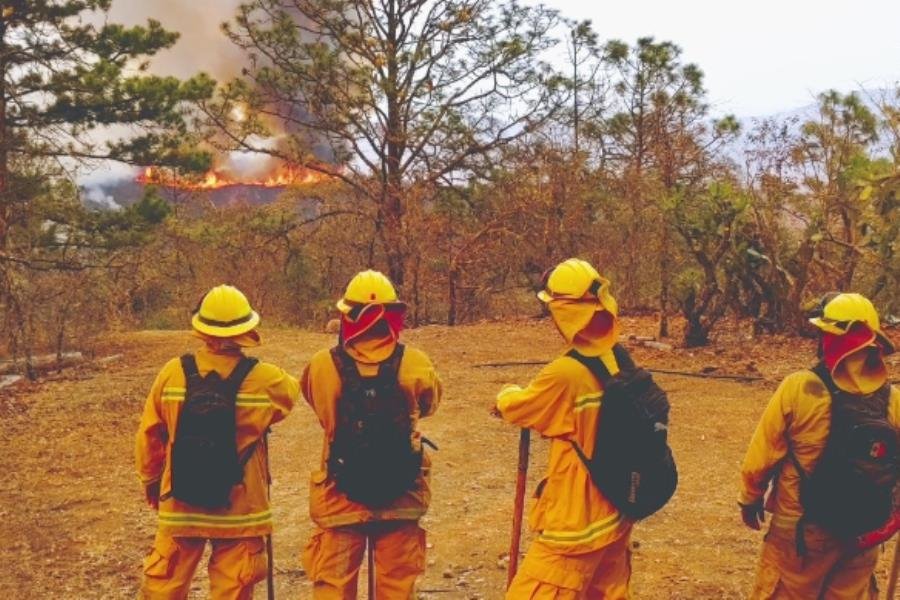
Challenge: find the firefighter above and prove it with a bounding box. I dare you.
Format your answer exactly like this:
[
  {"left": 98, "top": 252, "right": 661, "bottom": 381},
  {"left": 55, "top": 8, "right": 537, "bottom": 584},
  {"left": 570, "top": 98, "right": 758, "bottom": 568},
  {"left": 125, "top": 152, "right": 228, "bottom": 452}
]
[
  {"left": 136, "top": 284, "right": 298, "bottom": 600},
  {"left": 496, "top": 258, "right": 633, "bottom": 599},
  {"left": 740, "top": 292, "right": 899, "bottom": 599},
  {"left": 301, "top": 270, "right": 442, "bottom": 599}
]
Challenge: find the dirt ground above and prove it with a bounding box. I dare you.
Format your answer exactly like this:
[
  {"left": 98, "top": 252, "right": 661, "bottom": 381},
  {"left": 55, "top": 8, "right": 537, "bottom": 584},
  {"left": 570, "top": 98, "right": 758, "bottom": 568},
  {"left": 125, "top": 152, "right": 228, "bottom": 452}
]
[{"left": 0, "top": 317, "right": 897, "bottom": 599}]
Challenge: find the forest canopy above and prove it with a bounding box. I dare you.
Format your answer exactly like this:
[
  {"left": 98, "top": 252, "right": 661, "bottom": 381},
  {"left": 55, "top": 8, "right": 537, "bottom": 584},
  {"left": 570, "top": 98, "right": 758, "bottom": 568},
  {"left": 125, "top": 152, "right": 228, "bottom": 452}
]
[{"left": 1, "top": 0, "right": 898, "bottom": 372}]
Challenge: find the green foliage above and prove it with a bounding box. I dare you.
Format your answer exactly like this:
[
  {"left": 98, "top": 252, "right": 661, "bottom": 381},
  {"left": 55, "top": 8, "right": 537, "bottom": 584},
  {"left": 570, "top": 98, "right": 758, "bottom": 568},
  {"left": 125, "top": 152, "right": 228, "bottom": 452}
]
[{"left": 0, "top": 0, "right": 214, "bottom": 369}]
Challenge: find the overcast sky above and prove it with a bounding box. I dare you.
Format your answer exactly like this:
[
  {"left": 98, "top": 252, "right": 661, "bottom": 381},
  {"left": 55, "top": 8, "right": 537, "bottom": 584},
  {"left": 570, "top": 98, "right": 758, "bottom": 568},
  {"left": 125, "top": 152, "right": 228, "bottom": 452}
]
[
  {"left": 539, "top": 0, "right": 900, "bottom": 116},
  {"left": 110, "top": 0, "right": 898, "bottom": 118}
]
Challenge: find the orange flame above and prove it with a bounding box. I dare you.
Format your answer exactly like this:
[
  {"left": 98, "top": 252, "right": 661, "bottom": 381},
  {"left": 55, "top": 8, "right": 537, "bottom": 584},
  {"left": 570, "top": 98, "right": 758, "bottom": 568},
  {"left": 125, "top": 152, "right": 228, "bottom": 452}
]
[{"left": 137, "top": 164, "right": 332, "bottom": 190}]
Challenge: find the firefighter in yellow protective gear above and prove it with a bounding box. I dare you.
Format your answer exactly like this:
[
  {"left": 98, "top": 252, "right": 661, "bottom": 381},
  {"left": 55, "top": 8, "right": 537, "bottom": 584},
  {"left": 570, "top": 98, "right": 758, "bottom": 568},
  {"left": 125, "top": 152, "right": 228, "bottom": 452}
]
[
  {"left": 740, "top": 292, "right": 899, "bottom": 600},
  {"left": 302, "top": 270, "right": 442, "bottom": 599},
  {"left": 135, "top": 284, "right": 299, "bottom": 600},
  {"left": 497, "top": 259, "right": 633, "bottom": 599}
]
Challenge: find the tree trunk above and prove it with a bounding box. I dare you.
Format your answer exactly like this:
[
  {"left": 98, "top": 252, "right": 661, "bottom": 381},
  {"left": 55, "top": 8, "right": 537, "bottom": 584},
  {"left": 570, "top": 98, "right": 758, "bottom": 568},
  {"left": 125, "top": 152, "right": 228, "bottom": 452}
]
[
  {"left": 0, "top": 35, "right": 9, "bottom": 251},
  {"left": 447, "top": 266, "right": 459, "bottom": 326},
  {"left": 410, "top": 252, "right": 421, "bottom": 327},
  {"left": 786, "top": 238, "right": 816, "bottom": 333},
  {"left": 382, "top": 3, "right": 407, "bottom": 289},
  {"left": 683, "top": 315, "right": 709, "bottom": 347},
  {"left": 658, "top": 225, "right": 672, "bottom": 338}
]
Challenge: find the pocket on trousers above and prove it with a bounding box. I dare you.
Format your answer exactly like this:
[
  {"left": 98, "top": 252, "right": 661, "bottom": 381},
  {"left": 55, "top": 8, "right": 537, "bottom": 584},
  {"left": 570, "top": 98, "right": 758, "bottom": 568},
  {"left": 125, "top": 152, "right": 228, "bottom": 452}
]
[
  {"left": 142, "top": 537, "right": 179, "bottom": 579},
  {"left": 237, "top": 538, "right": 268, "bottom": 586},
  {"left": 302, "top": 530, "right": 324, "bottom": 580}
]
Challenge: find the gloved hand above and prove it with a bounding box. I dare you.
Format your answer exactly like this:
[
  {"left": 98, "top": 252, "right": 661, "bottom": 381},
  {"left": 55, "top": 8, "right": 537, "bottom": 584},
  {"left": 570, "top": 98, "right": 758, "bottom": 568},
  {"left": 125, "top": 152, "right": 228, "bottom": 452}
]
[
  {"left": 493, "top": 384, "right": 522, "bottom": 418},
  {"left": 145, "top": 480, "right": 161, "bottom": 511},
  {"left": 739, "top": 500, "right": 765, "bottom": 530}
]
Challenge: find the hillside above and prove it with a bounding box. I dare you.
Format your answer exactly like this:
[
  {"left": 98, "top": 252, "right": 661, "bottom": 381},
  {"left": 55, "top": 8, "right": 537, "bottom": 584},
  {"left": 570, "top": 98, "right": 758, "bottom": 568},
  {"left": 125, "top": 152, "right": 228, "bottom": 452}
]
[{"left": 0, "top": 318, "right": 896, "bottom": 598}]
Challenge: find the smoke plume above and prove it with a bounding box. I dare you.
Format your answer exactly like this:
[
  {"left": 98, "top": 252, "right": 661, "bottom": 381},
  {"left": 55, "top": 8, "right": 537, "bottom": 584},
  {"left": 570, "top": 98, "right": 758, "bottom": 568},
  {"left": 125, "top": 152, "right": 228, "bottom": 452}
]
[{"left": 106, "top": 1, "right": 248, "bottom": 81}]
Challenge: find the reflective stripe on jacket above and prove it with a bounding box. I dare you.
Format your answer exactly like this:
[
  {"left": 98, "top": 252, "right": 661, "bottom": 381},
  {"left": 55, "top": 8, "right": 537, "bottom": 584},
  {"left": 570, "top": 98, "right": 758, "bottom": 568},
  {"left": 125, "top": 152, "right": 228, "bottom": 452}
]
[
  {"left": 740, "top": 369, "right": 900, "bottom": 530},
  {"left": 302, "top": 341, "right": 442, "bottom": 528},
  {"left": 135, "top": 346, "right": 298, "bottom": 538},
  {"left": 496, "top": 351, "right": 631, "bottom": 553}
]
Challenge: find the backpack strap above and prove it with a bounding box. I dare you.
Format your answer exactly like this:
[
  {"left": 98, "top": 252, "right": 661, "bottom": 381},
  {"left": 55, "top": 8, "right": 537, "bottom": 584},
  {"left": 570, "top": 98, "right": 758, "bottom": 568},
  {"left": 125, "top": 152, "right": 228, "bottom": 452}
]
[
  {"left": 611, "top": 344, "right": 637, "bottom": 371},
  {"left": 566, "top": 350, "right": 612, "bottom": 384},
  {"left": 566, "top": 343, "right": 634, "bottom": 383},
  {"left": 377, "top": 343, "right": 406, "bottom": 382},
  {"left": 811, "top": 362, "right": 840, "bottom": 396},
  {"left": 180, "top": 354, "right": 202, "bottom": 385},
  {"left": 224, "top": 356, "right": 259, "bottom": 394},
  {"left": 787, "top": 363, "right": 834, "bottom": 557},
  {"left": 225, "top": 356, "right": 260, "bottom": 468},
  {"left": 330, "top": 345, "right": 363, "bottom": 387},
  {"left": 564, "top": 345, "right": 630, "bottom": 471}
]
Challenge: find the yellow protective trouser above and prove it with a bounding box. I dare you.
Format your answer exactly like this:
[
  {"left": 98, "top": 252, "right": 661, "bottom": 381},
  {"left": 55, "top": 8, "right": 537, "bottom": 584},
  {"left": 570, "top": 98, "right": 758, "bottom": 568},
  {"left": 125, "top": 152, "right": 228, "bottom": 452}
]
[
  {"left": 302, "top": 520, "right": 426, "bottom": 599},
  {"left": 139, "top": 532, "right": 268, "bottom": 600},
  {"left": 506, "top": 531, "right": 632, "bottom": 599},
  {"left": 750, "top": 525, "right": 879, "bottom": 600}
]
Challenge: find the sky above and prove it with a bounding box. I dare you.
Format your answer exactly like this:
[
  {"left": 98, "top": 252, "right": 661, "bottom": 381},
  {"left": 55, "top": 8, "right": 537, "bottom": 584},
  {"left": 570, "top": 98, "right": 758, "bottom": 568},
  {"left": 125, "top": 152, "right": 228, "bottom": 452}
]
[
  {"left": 107, "top": 0, "right": 899, "bottom": 118},
  {"left": 83, "top": 0, "right": 898, "bottom": 187},
  {"left": 539, "top": 0, "right": 900, "bottom": 116}
]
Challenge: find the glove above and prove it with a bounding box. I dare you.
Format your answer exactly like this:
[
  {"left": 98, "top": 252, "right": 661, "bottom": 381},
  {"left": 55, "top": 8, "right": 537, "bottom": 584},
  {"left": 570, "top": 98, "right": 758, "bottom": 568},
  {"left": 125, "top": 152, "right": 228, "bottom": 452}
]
[
  {"left": 739, "top": 500, "right": 765, "bottom": 530},
  {"left": 145, "top": 480, "right": 161, "bottom": 511},
  {"left": 493, "top": 384, "right": 522, "bottom": 418}
]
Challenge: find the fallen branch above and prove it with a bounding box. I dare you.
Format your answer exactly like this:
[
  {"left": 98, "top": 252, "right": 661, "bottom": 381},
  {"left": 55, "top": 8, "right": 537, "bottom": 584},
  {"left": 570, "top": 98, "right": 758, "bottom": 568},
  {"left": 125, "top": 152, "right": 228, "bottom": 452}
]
[
  {"left": 0, "top": 375, "right": 23, "bottom": 390},
  {"left": 473, "top": 361, "right": 765, "bottom": 382},
  {"left": 0, "top": 352, "right": 123, "bottom": 379},
  {"left": 648, "top": 368, "right": 764, "bottom": 383},
  {"left": 0, "top": 352, "right": 84, "bottom": 376}
]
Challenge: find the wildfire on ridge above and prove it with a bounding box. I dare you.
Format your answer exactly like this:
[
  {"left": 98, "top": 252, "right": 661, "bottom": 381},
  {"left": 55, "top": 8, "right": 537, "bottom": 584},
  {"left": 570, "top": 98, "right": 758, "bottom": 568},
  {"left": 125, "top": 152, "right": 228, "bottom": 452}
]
[{"left": 136, "top": 164, "right": 332, "bottom": 190}]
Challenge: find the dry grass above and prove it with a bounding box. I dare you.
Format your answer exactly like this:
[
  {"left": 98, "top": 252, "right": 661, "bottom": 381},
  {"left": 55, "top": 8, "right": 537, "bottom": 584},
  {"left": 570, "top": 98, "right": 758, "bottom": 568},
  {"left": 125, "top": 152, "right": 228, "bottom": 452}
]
[{"left": 0, "top": 317, "right": 896, "bottom": 598}]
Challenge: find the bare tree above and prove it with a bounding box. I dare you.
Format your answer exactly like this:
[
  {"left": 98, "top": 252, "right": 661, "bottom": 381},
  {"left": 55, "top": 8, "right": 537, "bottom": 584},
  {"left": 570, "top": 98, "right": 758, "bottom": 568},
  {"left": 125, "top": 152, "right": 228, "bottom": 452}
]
[{"left": 209, "top": 0, "right": 567, "bottom": 289}]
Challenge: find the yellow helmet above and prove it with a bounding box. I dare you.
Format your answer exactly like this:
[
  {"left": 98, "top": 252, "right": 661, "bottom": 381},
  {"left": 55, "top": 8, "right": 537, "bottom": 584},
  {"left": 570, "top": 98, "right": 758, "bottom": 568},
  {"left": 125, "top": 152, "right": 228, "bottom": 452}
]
[
  {"left": 537, "top": 258, "right": 618, "bottom": 315},
  {"left": 336, "top": 270, "right": 398, "bottom": 314},
  {"left": 809, "top": 292, "right": 895, "bottom": 353},
  {"left": 191, "top": 284, "right": 260, "bottom": 338}
]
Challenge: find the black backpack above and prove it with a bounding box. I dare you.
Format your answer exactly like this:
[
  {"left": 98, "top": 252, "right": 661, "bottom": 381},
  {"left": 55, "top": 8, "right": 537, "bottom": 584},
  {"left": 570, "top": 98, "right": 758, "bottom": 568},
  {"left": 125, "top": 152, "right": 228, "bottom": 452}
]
[
  {"left": 790, "top": 363, "right": 898, "bottom": 550},
  {"left": 567, "top": 344, "right": 678, "bottom": 520},
  {"left": 327, "top": 344, "right": 422, "bottom": 507},
  {"left": 168, "top": 354, "right": 258, "bottom": 509}
]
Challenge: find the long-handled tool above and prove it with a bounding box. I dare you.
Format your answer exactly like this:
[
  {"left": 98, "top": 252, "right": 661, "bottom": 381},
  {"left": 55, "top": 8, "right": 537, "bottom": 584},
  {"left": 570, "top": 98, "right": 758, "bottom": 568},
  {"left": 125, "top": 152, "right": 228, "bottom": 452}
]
[
  {"left": 887, "top": 535, "right": 899, "bottom": 600},
  {"left": 266, "top": 533, "right": 275, "bottom": 600},
  {"left": 263, "top": 431, "right": 275, "bottom": 600},
  {"left": 507, "top": 428, "right": 531, "bottom": 588},
  {"left": 367, "top": 534, "right": 376, "bottom": 598}
]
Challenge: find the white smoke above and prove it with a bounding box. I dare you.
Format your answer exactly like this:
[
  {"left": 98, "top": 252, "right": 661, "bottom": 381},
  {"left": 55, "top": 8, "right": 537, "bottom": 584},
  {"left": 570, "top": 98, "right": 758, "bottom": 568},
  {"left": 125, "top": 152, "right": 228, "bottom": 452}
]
[{"left": 81, "top": 185, "right": 122, "bottom": 210}]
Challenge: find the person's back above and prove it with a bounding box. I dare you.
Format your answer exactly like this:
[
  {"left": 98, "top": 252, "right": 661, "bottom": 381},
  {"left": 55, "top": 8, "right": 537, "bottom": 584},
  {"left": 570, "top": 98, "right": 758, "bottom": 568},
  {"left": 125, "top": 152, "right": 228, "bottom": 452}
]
[
  {"left": 135, "top": 285, "right": 298, "bottom": 600},
  {"left": 740, "top": 292, "right": 899, "bottom": 600},
  {"left": 301, "top": 270, "right": 441, "bottom": 599}
]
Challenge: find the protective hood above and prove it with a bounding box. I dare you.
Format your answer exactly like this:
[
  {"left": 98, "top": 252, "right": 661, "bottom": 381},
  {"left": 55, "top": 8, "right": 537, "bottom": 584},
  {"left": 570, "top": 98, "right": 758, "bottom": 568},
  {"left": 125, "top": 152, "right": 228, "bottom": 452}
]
[
  {"left": 340, "top": 303, "right": 405, "bottom": 364},
  {"left": 549, "top": 298, "right": 620, "bottom": 357},
  {"left": 191, "top": 328, "right": 261, "bottom": 350},
  {"left": 822, "top": 322, "right": 888, "bottom": 394}
]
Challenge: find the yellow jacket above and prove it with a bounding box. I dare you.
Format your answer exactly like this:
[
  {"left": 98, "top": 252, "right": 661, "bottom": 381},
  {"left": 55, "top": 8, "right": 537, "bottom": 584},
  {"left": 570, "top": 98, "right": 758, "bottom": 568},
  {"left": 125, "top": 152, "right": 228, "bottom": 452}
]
[
  {"left": 740, "top": 369, "right": 900, "bottom": 531},
  {"left": 496, "top": 351, "right": 631, "bottom": 553},
  {"left": 135, "top": 346, "right": 298, "bottom": 538},
  {"left": 302, "top": 339, "right": 442, "bottom": 528}
]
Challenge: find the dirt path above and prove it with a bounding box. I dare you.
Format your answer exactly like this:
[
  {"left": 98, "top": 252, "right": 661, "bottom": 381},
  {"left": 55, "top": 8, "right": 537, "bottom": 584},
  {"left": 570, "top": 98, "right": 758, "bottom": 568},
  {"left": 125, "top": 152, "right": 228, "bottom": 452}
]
[{"left": 0, "top": 318, "right": 895, "bottom": 598}]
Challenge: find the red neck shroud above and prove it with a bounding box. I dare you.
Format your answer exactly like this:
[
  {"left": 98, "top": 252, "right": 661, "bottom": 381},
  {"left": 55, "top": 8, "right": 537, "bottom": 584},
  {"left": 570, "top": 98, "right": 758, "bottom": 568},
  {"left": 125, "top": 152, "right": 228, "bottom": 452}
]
[
  {"left": 340, "top": 303, "right": 406, "bottom": 345},
  {"left": 821, "top": 321, "right": 881, "bottom": 372}
]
